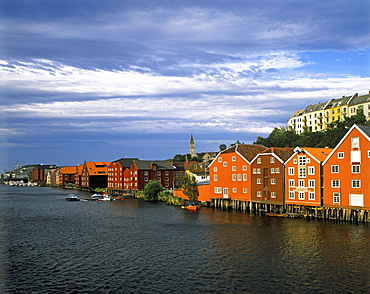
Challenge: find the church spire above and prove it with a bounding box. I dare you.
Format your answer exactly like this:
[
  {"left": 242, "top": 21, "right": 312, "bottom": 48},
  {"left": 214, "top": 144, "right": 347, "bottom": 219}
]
[{"left": 189, "top": 134, "right": 196, "bottom": 158}]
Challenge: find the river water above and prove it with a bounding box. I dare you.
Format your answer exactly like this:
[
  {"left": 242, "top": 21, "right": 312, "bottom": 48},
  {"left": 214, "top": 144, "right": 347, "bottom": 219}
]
[{"left": 0, "top": 185, "right": 369, "bottom": 293}]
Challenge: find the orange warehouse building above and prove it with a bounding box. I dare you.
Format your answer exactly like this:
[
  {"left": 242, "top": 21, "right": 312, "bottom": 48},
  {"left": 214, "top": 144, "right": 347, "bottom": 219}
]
[
  {"left": 285, "top": 147, "right": 332, "bottom": 207},
  {"left": 323, "top": 124, "right": 370, "bottom": 210},
  {"left": 206, "top": 144, "right": 266, "bottom": 201},
  {"left": 250, "top": 147, "right": 294, "bottom": 205}
]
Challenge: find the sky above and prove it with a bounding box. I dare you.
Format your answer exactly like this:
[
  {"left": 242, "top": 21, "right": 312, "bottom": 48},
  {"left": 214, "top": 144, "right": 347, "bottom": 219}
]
[{"left": 1, "top": 0, "right": 369, "bottom": 171}]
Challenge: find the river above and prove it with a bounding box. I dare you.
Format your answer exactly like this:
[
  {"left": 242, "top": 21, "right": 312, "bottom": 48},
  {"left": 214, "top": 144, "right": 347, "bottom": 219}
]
[{"left": 0, "top": 185, "right": 369, "bottom": 293}]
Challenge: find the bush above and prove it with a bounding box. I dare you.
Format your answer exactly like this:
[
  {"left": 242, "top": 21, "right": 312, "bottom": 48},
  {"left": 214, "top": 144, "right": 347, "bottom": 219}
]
[{"left": 143, "top": 180, "right": 163, "bottom": 202}]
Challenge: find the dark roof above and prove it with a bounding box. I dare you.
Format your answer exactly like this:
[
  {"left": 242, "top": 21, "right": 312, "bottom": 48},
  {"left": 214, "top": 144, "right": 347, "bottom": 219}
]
[
  {"left": 113, "top": 158, "right": 139, "bottom": 168},
  {"left": 222, "top": 144, "right": 266, "bottom": 162},
  {"left": 357, "top": 125, "right": 370, "bottom": 137},
  {"left": 260, "top": 147, "right": 295, "bottom": 162},
  {"left": 172, "top": 162, "right": 185, "bottom": 171},
  {"left": 133, "top": 160, "right": 174, "bottom": 170},
  {"left": 348, "top": 93, "right": 370, "bottom": 106}
]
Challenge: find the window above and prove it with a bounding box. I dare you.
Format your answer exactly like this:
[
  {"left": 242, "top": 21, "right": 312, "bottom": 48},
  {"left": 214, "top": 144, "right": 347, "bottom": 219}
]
[
  {"left": 144, "top": 171, "right": 148, "bottom": 176},
  {"left": 333, "top": 193, "right": 340, "bottom": 204},
  {"left": 289, "top": 179, "right": 295, "bottom": 187},
  {"left": 271, "top": 178, "right": 276, "bottom": 185},
  {"left": 214, "top": 174, "right": 218, "bottom": 181},
  {"left": 298, "top": 156, "right": 306, "bottom": 166},
  {"left": 232, "top": 166, "right": 237, "bottom": 171},
  {"left": 271, "top": 192, "right": 276, "bottom": 198},
  {"left": 257, "top": 158, "right": 262, "bottom": 164},
  {"left": 232, "top": 156, "right": 236, "bottom": 161},
  {"left": 243, "top": 188, "right": 248, "bottom": 193},
  {"left": 298, "top": 167, "right": 306, "bottom": 178},
  {"left": 214, "top": 187, "right": 222, "bottom": 193},
  {"left": 331, "top": 165, "right": 339, "bottom": 173},
  {"left": 368, "top": 151, "right": 370, "bottom": 158},
  {"left": 257, "top": 191, "right": 262, "bottom": 197},
  {"left": 275, "top": 168, "right": 280, "bottom": 173},
  {"left": 214, "top": 167, "right": 218, "bottom": 172},
  {"left": 338, "top": 152, "right": 344, "bottom": 159},
  {"left": 238, "top": 174, "right": 242, "bottom": 181},
  {"left": 307, "top": 158, "right": 310, "bottom": 163},
  {"left": 257, "top": 178, "right": 261, "bottom": 184},
  {"left": 299, "top": 179, "right": 304, "bottom": 187},
  {"left": 352, "top": 180, "right": 361, "bottom": 188},
  {"left": 165, "top": 177, "right": 169, "bottom": 181},
  {"left": 271, "top": 168, "right": 275, "bottom": 173},
  {"left": 232, "top": 174, "right": 236, "bottom": 181},
  {"left": 243, "top": 174, "right": 247, "bottom": 181},
  {"left": 351, "top": 137, "right": 359, "bottom": 149},
  {"left": 270, "top": 157, "right": 275, "bottom": 163},
  {"left": 253, "top": 168, "right": 257, "bottom": 174},
  {"left": 223, "top": 162, "right": 227, "bottom": 167},
  {"left": 218, "top": 157, "right": 222, "bottom": 162},
  {"left": 294, "top": 159, "right": 297, "bottom": 164},
  {"left": 257, "top": 168, "right": 261, "bottom": 174},
  {"left": 288, "top": 167, "right": 294, "bottom": 175},
  {"left": 308, "top": 166, "right": 315, "bottom": 175},
  {"left": 299, "top": 192, "right": 305, "bottom": 200},
  {"left": 309, "top": 192, "right": 315, "bottom": 200},
  {"left": 289, "top": 192, "right": 295, "bottom": 199},
  {"left": 332, "top": 180, "right": 340, "bottom": 188},
  {"left": 352, "top": 165, "right": 360, "bottom": 173},
  {"left": 194, "top": 164, "right": 197, "bottom": 170},
  {"left": 232, "top": 187, "right": 237, "bottom": 193}
]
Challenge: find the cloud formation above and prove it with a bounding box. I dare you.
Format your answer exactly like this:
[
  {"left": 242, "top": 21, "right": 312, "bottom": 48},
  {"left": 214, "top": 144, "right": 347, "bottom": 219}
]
[{"left": 1, "top": 0, "right": 369, "bottom": 169}]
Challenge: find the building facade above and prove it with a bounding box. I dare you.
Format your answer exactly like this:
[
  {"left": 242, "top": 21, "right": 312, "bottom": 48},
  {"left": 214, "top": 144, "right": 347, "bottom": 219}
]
[{"left": 323, "top": 124, "right": 370, "bottom": 209}]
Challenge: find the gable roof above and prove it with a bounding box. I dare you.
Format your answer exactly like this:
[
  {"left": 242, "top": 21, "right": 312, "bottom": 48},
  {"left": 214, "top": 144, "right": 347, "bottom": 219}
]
[
  {"left": 289, "top": 147, "right": 333, "bottom": 164},
  {"left": 132, "top": 160, "right": 173, "bottom": 170},
  {"left": 256, "top": 147, "right": 295, "bottom": 163},
  {"left": 60, "top": 166, "right": 76, "bottom": 174},
  {"left": 84, "top": 162, "right": 110, "bottom": 175},
  {"left": 322, "top": 124, "right": 370, "bottom": 165},
  {"left": 113, "top": 158, "right": 139, "bottom": 168}
]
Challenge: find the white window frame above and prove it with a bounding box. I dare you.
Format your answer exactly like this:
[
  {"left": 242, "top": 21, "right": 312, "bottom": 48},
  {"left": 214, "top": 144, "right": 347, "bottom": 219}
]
[
  {"left": 338, "top": 152, "right": 344, "bottom": 159},
  {"left": 271, "top": 192, "right": 276, "bottom": 198},
  {"left": 308, "top": 166, "right": 315, "bottom": 175},
  {"left": 271, "top": 178, "right": 276, "bottom": 185},
  {"left": 352, "top": 180, "right": 361, "bottom": 188},
  {"left": 242, "top": 165, "right": 247, "bottom": 171},
  {"left": 333, "top": 192, "right": 340, "bottom": 204},
  {"left": 270, "top": 157, "right": 275, "bottom": 163},
  {"left": 299, "top": 192, "right": 305, "bottom": 200},
  {"left": 299, "top": 179, "right": 304, "bottom": 187},
  {"left": 298, "top": 167, "right": 306, "bottom": 178},
  {"left": 257, "top": 191, "right": 262, "bottom": 197},
  {"left": 289, "top": 191, "right": 295, "bottom": 199},
  {"left": 257, "top": 178, "right": 261, "bottom": 184},
  {"left": 289, "top": 179, "right": 294, "bottom": 187},
  {"left": 232, "top": 166, "right": 237, "bottom": 171},
  {"left": 232, "top": 174, "right": 236, "bottom": 181},
  {"left": 288, "top": 167, "right": 294, "bottom": 175},
  {"left": 331, "top": 165, "right": 339, "bottom": 173},
  {"left": 331, "top": 180, "right": 340, "bottom": 188},
  {"left": 257, "top": 158, "right": 262, "bottom": 164},
  {"left": 309, "top": 192, "right": 315, "bottom": 200},
  {"left": 232, "top": 156, "right": 236, "bottom": 161},
  {"left": 309, "top": 180, "right": 315, "bottom": 187},
  {"left": 352, "top": 165, "right": 360, "bottom": 174}
]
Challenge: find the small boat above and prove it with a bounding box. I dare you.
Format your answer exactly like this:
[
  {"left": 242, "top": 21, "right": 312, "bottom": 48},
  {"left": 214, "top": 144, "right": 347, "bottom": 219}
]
[
  {"left": 66, "top": 194, "right": 80, "bottom": 201},
  {"left": 90, "top": 193, "right": 103, "bottom": 200},
  {"left": 185, "top": 203, "right": 199, "bottom": 211},
  {"left": 267, "top": 213, "right": 290, "bottom": 218},
  {"left": 100, "top": 193, "right": 114, "bottom": 201}
]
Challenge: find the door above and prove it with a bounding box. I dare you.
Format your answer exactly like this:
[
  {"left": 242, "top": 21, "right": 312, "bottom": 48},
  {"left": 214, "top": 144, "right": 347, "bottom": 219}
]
[{"left": 223, "top": 188, "right": 229, "bottom": 198}]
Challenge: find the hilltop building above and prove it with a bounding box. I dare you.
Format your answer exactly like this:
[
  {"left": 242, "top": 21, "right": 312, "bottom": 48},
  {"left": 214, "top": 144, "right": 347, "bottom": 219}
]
[{"left": 287, "top": 92, "right": 370, "bottom": 133}]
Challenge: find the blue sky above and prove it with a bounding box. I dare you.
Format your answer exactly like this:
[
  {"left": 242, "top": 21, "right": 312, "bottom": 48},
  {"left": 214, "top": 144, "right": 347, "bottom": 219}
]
[{"left": 1, "top": 0, "right": 369, "bottom": 171}]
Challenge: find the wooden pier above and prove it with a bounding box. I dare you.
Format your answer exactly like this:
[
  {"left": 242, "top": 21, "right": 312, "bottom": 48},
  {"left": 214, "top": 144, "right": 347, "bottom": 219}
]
[{"left": 210, "top": 198, "right": 370, "bottom": 223}]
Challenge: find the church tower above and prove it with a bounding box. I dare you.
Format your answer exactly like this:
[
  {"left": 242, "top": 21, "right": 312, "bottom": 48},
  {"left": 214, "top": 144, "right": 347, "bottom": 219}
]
[{"left": 189, "top": 134, "right": 196, "bottom": 158}]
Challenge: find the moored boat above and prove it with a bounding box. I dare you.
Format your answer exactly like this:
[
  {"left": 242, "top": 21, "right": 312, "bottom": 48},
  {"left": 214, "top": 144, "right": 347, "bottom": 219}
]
[
  {"left": 66, "top": 194, "right": 80, "bottom": 201},
  {"left": 185, "top": 203, "right": 199, "bottom": 211},
  {"left": 90, "top": 193, "right": 103, "bottom": 200}
]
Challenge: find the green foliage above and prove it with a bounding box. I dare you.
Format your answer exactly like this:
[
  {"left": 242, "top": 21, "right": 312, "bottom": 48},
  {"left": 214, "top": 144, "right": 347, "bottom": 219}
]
[
  {"left": 254, "top": 116, "right": 369, "bottom": 149},
  {"left": 182, "top": 174, "right": 199, "bottom": 203},
  {"left": 173, "top": 154, "right": 187, "bottom": 162},
  {"left": 219, "top": 144, "right": 227, "bottom": 151},
  {"left": 143, "top": 180, "right": 163, "bottom": 202}
]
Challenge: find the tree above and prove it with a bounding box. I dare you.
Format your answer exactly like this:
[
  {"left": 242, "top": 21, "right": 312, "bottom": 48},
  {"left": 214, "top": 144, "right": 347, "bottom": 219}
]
[
  {"left": 182, "top": 174, "right": 199, "bottom": 203},
  {"left": 143, "top": 180, "right": 163, "bottom": 202},
  {"left": 173, "top": 154, "right": 186, "bottom": 162},
  {"left": 219, "top": 144, "right": 227, "bottom": 151}
]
